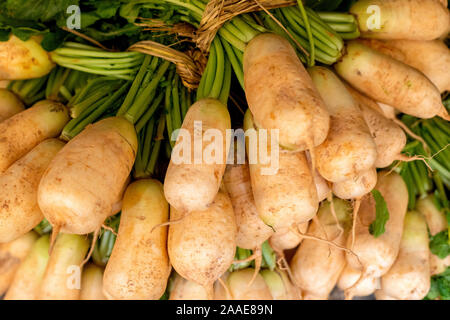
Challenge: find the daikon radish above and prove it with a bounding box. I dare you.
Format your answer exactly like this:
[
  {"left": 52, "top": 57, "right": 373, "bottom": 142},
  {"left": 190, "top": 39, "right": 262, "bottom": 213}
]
[
  {"left": 38, "top": 117, "right": 137, "bottom": 235},
  {"left": 332, "top": 168, "right": 378, "bottom": 200},
  {"left": 80, "top": 263, "right": 106, "bottom": 300},
  {"left": 337, "top": 264, "right": 380, "bottom": 299},
  {"left": 269, "top": 223, "right": 309, "bottom": 253},
  {"left": 0, "top": 100, "right": 69, "bottom": 173},
  {"left": 0, "top": 88, "right": 24, "bottom": 122},
  {"left": 170, "top": 273, "right": 210, "bottom": 300},
  {"left": 103, "top": 179, "right": 170, "bottom": 300},
  {"left": 0, "top": 139, "right": 64, "bottom": 243},
  {"left": 164, "top": 98, "right": 231, "bottom": 213},
  {"left": 226, "top": 268, "right": 273, "bottom": 300},
  {"left": 260, "top": 269, "right": 299, "bottom": 300},
  {"left": 381, "top": 211, "right": 430, "bottom": 300},
  {"left": 243, "top": 33, "right": 330, "bottom": 151}
]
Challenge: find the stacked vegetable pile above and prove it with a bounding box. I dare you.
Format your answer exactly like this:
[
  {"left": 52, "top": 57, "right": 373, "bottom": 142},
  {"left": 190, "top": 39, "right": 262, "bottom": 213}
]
[{"left": 0, "top": 0, "right": 449, "bottom": 300}]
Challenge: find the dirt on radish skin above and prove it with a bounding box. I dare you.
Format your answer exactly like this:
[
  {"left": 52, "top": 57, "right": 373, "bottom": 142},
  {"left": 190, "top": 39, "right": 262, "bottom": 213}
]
[
  {"left": 168, "top": 190, "right": 237, "bottom": 299},
  {"left": 243, "top": 33, "right": 329, "bottom": 151},
  {"left": 38, "top": 117, "right": 137, "bottom": 235},
  {"left": 0, "top": 231, "right": 38, "bottom": 295},
  {"left": 103, "top": 179, "right": 170, "bottom": 300},
  {"left": 0, "top": 139, "right": 64, "bottom": 243}
]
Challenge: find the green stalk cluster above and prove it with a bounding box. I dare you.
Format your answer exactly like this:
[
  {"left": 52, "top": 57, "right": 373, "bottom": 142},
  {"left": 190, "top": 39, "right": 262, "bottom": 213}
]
[
  {"left": 92, "top": 214, "right": 121, "bottom": 267},
  {"left": 397, "top": 115, "right": 450, "bottom": 211},
  {"left": 228, "top": 241, "right": 277, "bottom": 272},
  {"left": 50, "top": 42, "right": 144, "bottom": 81}
]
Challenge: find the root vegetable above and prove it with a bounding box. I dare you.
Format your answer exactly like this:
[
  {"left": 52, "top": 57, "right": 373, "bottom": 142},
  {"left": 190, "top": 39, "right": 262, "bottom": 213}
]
[
  {"left": 0, "top": 88, "right": 24, "bottom": 122},
  {"left": 226, "top": 268, "right": 273, "bottom": 300},
  {"left": 335, "top": 41, "right": 449, "bottom": 120},
  {"left": 309, "top": 66, "right": 377, "bottom": 183},
  {"left": 360, "top": 39, "right": 450, "bottom": 93},
  {"left": 0, "top": 35, "right": 54, "bottom": 80},
  {"left": 269, "top": 223, "right": 309, "bottom": 253},
  {"left": 244, "top": 109, "right": 318, "bottom": 231},
  {"left": 375, "top": 290, "right": 397, "bottom": 300},
  {"left": 0, "top": 231, "right": 38, "bottom": 294},
  {"left": 168, "top": 190, "right": 237, "bottom": 298},
  {"left": 243, "top": 33, "right": 329, "bottom": 151},
  {"left": 306, "top": 152, "right": 330, "bottom": 201},
  {"left": 164, "top": 98, "right": 231, "bottom": 213},
  {"left": 260, "top": 269, "right": 299, "bottom": 300},
  {"left": 80, "top": 263, "right": 106, "bottom": 300},
  {"left": 4, "top": 235, "right": 50, "bottom": 300},
  {"left": 103, "top": 179, "right": 170, "bottom": 300},
  {"left": 0, "top": 139, "right": 64, "bottom": 243},
  {"left": 170, "top": 273, "right": 210, "bottom": 300},
  {"left": 0, "top": 100, "right": 69, "bottom": 173},
  {"left": 346, "top": 171, "right": 409, "bottom": 278},
  {"left": 381, "top": 211, "right": 430, "bottom": 300},
  {"left": 38, "top": 233, "right": 89, "bottom": 300},
  {"left": 332, "top": 168, "right": 378, "bottom": 200},
  {"left": 337, "top": 264, "right": 379, "bottom": 299},
  {"left": 223, "top": 162, "right": 273, "bottom": 250},
  {"left": 416, "top": 196, "right": 450, "bottom": 275},
  {"left": 38, "top": 117, "right": 137, "bottom": 235},
  {"left": 350, "top": 0, "right": 449, "bottom": 41},
  {"left": 290, "top": 199, "right": 353, "bottom": 299}
]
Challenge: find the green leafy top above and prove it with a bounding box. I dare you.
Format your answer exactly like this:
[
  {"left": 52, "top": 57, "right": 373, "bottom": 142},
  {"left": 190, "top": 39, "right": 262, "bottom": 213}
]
[{"left": 369, "top": 190, "right": 390, "bottom": 238}]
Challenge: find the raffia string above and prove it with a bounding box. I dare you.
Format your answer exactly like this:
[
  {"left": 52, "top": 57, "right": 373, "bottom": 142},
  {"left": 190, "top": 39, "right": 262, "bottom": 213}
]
[{"left": 196, "top": 0, "right": 296, "bottom": 53}]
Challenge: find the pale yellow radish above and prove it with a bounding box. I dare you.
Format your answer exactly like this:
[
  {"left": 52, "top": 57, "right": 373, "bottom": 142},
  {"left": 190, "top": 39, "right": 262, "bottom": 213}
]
[
  {"left": 290, "top": 199, "right": 352, "bottom": 299},
  {"left": 38, "top": 233, "right": 89, "bottom": 300},
  {"left": 244, "top": 109, "right": 318, "bottom": 231},
  {"left": 103, "top": 179, "right": 170, "bottom": 300},
  {"left": 0, "top": 88, "right": 24, "bottom": 122},
  {"left": 332, "top": 168, "right": 378, "bottom": 200},
  {"left": 0, "top": 231, "right": 38, "bottom": 294},
  {"left": 80, "top": 263, "right": 106, "bottom": 300},
  {"left": 168, "top": 190, "right": 237, "bottom": 298},
  {"left": 0, "top": 100, "right": 69, "bottom": 173},
  {"left": 0, "top": 35, "right": 54, "bottom": 80},
  {"left": 309, "top": 66, "right": 377, "bottom": 183},
  {"left": 243, "top": 33, "right": 329, "bottom": 151},
  {"left": 337, "top": 264, "right": 380, "bottom": 299},
  {"left": 260, "top": 269, "right": 299, "bottom": 300},
  {"left": 0, "top": 139, "right": 64, "bottom": 243},
  {"left": 269, "top": 222, "right": 309, "bottom": 253},
  {"left": 350, "top": 0, "right": 449, "bottom": 40},
  {"left": 226, "top": 268, "right": 273, "bottom": 300},
  {"left": 381, "top": 211, "right": 430, "bottom": 300},
  {"left": 38, "top": 117, "right": 137, "bottom": 235},
  {"left": 335, "top": 41, "right": 449, "bottom": 120},
  {"left": 346, "top": 171, "right": 409, "bottom": 278},
  {"left": 164, "top": 98, "right": 231, "bottom": 213},
  {"left": 375, "top": 290, "right": 397, "bottom": 300},
  {"left": 170, "top": 273, "right": 210, "bottom": 300},
  {"left": 4, "top": 235, "right": 50, "bottom": 300}
]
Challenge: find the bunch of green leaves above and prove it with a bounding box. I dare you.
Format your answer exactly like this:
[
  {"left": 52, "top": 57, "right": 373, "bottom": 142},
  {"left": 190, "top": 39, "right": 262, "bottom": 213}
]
[{"left": 425, "top": 267, "right": 450, "bottom": 300}]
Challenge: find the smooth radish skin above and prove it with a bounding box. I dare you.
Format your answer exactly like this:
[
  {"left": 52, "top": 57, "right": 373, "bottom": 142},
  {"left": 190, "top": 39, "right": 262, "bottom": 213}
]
[
  {"left": 0, "top": 231, "right": 38, "bottom": 294},
  {"left": 360, "top": 39, "right": 450, "bottom": 93},
  {"left": 243, "top": 33, "right": 330, "bottom": 151},
  {"left": 38, "top": 233, "right": 90, "bottom": 300},
  {"left": 381, "top": 211, "right": 431, "bottom": 300},
  {"left": 309, "top": 66, "right": 377, "bottom": 183},
  {"left": 38, "top": 117, "right": 137, "bottom": 235},
  {"left": 350, "top": 0, "right": 450, "bottom": 41},
  {"left": 4, "top": 235, "right": 50, "bottom": 300},
  {"left": 0, "top": 35, "right": 54, "bottom": 80},
  {"left": 375, "top": 290, "right": 397, "bottom": 300},
  {"left": 0, "top": 139, "right": 64, "bottom": 243},
  {"left": 164, "top": 98, "right": 231, "bottom": 213},
  {"left": 260, "top": 269, "right": 299, "bottom": 300},
  {"left": 269, "top": 222, "right": 309, "bottom": 253},
  {"left": 332, "top": 167, "right": 378, "bottom": 200},
  {"left": 170, "top": 273, "right": 210, "bottom": 300},
  {"left": 168, "top": 190, "right": 237, "bottom": 298},
  {"left": 346, "top": 171, "right": 408, "bottom": 278},
  {"left": 416, "top": 196, "right": 450, "bottom": 275},
  {"left": 80, "top": 264, "right": 106, "bottom": 300},
  {"left": 337, "top": 264, "right": 380, "bottom": 299},
  {"left": 335, "top": 41, "right": 449, "bottom": 120},
  {"left": 348, "top": 86, "right": 408, "bottom": 168},
  {"left": 290, "top": 199, "right": 352, "bottom": 299},
  {"left": 103, "top": 179, "right": 170, "bottom": 300},
  {"left": 223, "top": 162, "right": 273, "bottom": 250},
  {"left": 244, "top": 110, "right": 319, "bottom": 231},
  {"left": 225, "top": 268, "right": 273, "bottom": 300},
  {"left": 0, "top": 100, "right": 69, "bottom": 173},
  {"left": 0, "top": 88, "right": 24, "bottom": 122}
]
